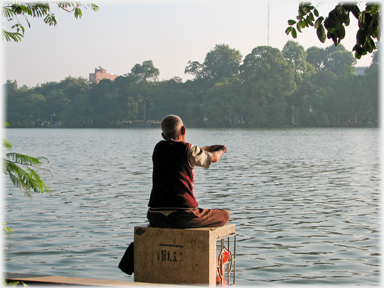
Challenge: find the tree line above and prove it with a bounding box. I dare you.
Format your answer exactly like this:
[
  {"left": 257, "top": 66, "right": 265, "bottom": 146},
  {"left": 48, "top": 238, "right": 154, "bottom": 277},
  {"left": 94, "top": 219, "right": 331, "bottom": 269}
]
[{"left": 4, "top": 41, "right": 379, "bottom": 128}]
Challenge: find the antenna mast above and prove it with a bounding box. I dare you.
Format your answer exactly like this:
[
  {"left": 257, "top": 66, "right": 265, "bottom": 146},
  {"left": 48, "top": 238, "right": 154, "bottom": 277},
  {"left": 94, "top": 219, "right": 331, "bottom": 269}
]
[{"left": 267, "top": 2, "right": 270, "bottom": 46}]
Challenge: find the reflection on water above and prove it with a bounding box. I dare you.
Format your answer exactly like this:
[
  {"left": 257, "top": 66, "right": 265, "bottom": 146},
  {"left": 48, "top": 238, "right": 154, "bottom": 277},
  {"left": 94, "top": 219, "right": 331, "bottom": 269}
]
[{"left": 4, "top": 128, "right": 380, "bottom": 285}]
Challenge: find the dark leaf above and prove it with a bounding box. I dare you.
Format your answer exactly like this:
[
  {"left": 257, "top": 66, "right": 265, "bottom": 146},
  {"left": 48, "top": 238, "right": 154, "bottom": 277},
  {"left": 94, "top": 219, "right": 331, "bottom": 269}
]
[
  {"left": 296, "top": 22, "right": 302, "bottom": 33},
  {"left": 365, "top": 36, "right": 376, "bottom": 53},
  {"left": 344, "top": 13, "right": 350, "bottom": 26},
  {"left": 356, "top": 29, "right": 365, "bottom": 45},
  {"left": 330, "top": 33, "right": 337, "bottom": 44},
  {"left": 285, "top": 27, "right": 293, "bottom": 35},
  {"left": 315, "top": 16, "right": 324, "bottom": 29},
  {"left": 352, "top": 5, "right": 360, "bottom": 19},
  {"left": 317, "top": 25, "right": 326, "bottom": 43},
  {"left": 308, "top": 12, "right": 315, "bottom": 22},
  {"left": 292, "top": 28, "right": 297, "bottom": 38},
  {"left": 336, "top": 25, "right": 345, "bottom": 40},
  {"left": 288, "top": 19, "right": 297, "bottom": 25}
]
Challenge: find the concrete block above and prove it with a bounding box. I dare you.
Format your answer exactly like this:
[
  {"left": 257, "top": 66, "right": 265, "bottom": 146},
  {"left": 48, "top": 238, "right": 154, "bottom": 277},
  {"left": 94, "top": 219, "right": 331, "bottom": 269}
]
[{"left": 134, "top": 224, "right": 235, "bottom": 285}]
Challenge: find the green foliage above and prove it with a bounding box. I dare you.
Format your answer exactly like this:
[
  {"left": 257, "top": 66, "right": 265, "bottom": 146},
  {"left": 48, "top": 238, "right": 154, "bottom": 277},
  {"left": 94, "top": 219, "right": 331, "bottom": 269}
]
[
  {"left": 130, "top": 60, "right": 159, "bottom": 83},
  {"left": 286, "top": 2, "right": 381, "bottom": 59},
  {"left": 240, "top": 46, "right": 296, "bottom": 126},
  {"left": 3, "top": 42, "right": 379, "bottom": 128},
  {"left": 185, "top": 44, "right": 242, "bottom": 83},
  {"left": 3, "top": 138, "right": 52, "bottom": 197},
  {"left": 2, "top": 2, "right": 99, "bottom": 42},
  {"left": 202, "top": 81, "right": 244, "bottom": 126},
  {"left": 306, "top": 44, "right": 357, "bottom": 75}
]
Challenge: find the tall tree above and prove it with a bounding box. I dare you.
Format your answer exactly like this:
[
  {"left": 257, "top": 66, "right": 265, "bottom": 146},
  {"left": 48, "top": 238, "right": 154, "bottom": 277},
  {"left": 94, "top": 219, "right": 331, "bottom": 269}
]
[
  {"left": 185, "top": 44, "right": 242, "bottom": 83},
  {"left": 203, "top": 44, "right": 242, "bottom": 82},
  {"left": 128, "top": 60, "right": 160, "bottom": 122},
  {"left": 324, "top": 48, "right": 357, "bottom": 75},
  {"left": 306, "top": 46, "right": 327, "bottom": 72},
  {"left": 282, "top": 41, "right": 316, "bottom": 125},
  {"left": 282, "top": 40, "right": 311, "bottom": 83},
  {"left": 151, "top": 78, "right": 193, "bottom": 123},
  {"left": 240, "top": 46, "right": 296, "bottom": 126},
  {"left": 88, "top": 79, "right": 118, "bottom": 127},
  {"left": 202, "top": 81, "right": 244, "bottom": 127}
]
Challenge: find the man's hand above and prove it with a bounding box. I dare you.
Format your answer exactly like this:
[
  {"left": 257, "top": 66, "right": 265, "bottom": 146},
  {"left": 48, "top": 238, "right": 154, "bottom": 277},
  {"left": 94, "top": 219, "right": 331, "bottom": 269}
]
[
  {"left": 202, "top": 145, "right": 227, "bottom": 162},
  {"left": 201, "top": 145, "right": 226, "bottom": 153}
]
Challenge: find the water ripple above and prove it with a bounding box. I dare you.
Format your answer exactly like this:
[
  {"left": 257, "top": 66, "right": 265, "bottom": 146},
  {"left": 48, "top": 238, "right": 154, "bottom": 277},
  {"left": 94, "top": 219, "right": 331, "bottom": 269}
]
[{"left": 4, "top": 128, "right": 380, "bottom": 285}]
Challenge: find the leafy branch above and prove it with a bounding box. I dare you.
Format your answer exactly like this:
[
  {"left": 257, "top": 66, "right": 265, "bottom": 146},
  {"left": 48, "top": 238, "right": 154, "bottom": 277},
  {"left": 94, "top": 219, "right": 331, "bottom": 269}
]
[
  {"left": 2, "top": 2, "right": 99, "bottom": 42},
  {"left": 3, "top": 138, "right": 52, "bottom": 198},
  {"left": 286, "top": 2, "right": 381, "bottom": 59}
]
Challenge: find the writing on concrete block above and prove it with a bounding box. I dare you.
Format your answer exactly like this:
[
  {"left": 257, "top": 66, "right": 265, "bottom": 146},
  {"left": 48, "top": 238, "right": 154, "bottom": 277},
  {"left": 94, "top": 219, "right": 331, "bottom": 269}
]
[{"left": 157, "top": 244, "right": 184, "bottom": 263}]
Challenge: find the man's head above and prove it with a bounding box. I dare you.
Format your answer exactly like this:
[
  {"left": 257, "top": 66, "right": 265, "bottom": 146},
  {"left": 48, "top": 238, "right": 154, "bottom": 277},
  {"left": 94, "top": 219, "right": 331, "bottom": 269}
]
[{"left": 161, "top": 115, "right": 186, "bottom": 141}]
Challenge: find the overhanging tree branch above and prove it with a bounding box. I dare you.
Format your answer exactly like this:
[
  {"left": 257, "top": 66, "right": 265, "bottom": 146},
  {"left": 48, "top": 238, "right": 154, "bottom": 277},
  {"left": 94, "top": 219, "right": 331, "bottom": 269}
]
[
  {"left": 2, "top": 2, "right": 99, "bottom": 42},
  {"left": 286, "top": 2, "right": 381, "bottom": 59}
]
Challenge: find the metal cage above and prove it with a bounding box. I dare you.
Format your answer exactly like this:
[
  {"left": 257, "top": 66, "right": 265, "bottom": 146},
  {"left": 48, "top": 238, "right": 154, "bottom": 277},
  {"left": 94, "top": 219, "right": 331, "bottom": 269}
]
[{"left": 216, "top": 232, "right": 236, "bottom": 286}]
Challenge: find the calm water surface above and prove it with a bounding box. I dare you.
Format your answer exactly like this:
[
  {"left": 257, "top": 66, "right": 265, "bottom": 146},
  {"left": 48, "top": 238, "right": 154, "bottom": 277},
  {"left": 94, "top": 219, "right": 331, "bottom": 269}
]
[{"left": 3, "top": 128, "right": 380, "bottom": 286}]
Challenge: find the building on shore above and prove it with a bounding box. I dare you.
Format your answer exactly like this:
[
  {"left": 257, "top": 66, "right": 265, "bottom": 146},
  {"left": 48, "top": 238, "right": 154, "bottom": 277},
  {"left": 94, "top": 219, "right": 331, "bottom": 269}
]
[{"left": 89, "top": 66, "right": 118, "bottom": 83}]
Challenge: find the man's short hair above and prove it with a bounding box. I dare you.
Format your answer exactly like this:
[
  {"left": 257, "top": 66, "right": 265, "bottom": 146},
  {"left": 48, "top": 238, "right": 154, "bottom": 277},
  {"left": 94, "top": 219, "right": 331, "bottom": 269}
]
[{"left": 161, "top": 115, "right": 183, "bottom": 140}]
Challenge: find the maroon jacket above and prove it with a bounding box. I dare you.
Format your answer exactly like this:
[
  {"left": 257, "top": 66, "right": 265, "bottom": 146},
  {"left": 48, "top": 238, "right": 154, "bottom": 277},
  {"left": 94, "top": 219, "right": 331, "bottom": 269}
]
[{"left": 148, "top": 140, "right": 198, "bottom": 208}]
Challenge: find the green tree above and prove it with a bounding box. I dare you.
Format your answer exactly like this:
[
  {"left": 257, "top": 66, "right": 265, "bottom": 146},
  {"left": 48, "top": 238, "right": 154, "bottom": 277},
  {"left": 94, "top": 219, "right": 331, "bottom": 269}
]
[
  {"left": 151, "top": 78, "right": 194, "bottom": 123},
  {"left": 202, "top": 81, "right": 244, "bottom": 127},
  {"left": 286, "top": 2, "right": 380, "bottom": 59},
  {"left": 202, "top": 44, "right": 242, "bottom": 82},
  {"left": 130, "top": 60, "right": 160, "bottom": 83},
  {"left": 363, "top": 62, "right": 379, "bottom": 124},
  {"left": 128, "top": 60, "right": 160, "bottom": 122},
  {"left": 185, "top": 44, "right": 242, "bottom": 83},
  {"left": 324, "top": 48, "right": 357, "bottom": 75},
  {"left": 4, "top": 81, "right": 27, "bottom": 126},
  {"left": 57, "top": 76, "right": 90, "bottom": 100},
  {"left": 61, "top": 95, "right": 94, "bottom": 127},
  {"left": 282, "top": 40, "right": 309, "bottom": 82},
  {"left": 113, "top": 75, "right": 139, "bottom": 122},
  {"left": 306, "top": 46, "right": 327, "bottom": 72},
  {"left": 6, "top": 85, "right": 48, "bottom": 126},
  {"left": 2, "top": 2, "right": 99, "bottom": 42},
  {"left": 45, "top": 89, "right": 70, "bottom": 118},
  {"left": 25, "top": 93, "right": 48, "bottom": 122},
  {"left": 282, "top": 40, "right": 315, "bottom": 124},
  {"left": 182, "top": 78, "right": 208, "bottom": 126},
  {"left": 240, "top": 46, "right": 295, "bottom": 126},
  {"left": 306, "top": 44, "right": 357, "bottom": 75},
  {"left": 88, "top": 79, "right": 118, "bottom": 127}
]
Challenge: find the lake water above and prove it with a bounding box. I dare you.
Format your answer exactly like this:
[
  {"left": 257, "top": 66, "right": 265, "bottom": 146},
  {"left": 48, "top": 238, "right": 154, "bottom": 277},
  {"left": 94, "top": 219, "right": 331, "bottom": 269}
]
[{"left": 3, "top": 128, "right": 381, "bottom": 286}]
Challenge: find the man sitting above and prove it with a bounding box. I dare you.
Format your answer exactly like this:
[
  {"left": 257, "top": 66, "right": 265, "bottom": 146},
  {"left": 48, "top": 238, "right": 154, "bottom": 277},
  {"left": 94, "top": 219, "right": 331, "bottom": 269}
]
[{"left": 147, "top": 115, "right": 230, "bottom": 228}]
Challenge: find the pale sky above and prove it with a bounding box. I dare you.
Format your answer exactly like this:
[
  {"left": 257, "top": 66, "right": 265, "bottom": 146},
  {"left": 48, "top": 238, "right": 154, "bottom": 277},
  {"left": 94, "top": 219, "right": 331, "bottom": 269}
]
[{"left": 1, "top": 0, "right": 376, "bottom": 88}]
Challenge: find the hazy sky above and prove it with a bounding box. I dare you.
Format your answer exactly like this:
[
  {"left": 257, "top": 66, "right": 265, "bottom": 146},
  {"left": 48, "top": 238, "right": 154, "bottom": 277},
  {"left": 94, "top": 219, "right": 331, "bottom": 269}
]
[{"left": 2, "top": 0, "right": 376, "bottom": 88}]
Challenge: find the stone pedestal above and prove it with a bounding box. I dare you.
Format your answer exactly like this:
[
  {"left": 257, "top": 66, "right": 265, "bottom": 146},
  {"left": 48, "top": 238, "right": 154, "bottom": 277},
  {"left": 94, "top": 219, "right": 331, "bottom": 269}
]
[{"left": 134, "top": 224, "right": 236, "bottom": 285}]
